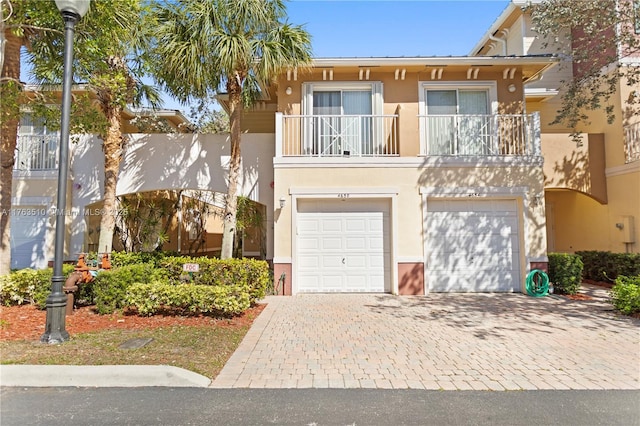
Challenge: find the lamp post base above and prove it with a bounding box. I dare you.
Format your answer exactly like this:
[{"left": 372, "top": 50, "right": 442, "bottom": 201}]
[{"left": 40, "top": 276, "right": 69, "bottom": 344}]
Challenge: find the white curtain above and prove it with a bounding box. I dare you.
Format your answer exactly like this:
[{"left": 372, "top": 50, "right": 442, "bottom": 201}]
[
  {"left": 426, "top": 90, "right": 456, "bottom": 155},
  {"left": 426, "top": 89, "right": 490, "bottom": 155}
]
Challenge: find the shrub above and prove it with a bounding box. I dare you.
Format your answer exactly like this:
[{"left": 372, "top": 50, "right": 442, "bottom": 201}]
[
  {"left": 576, "top": 251, "right": 640, "bottom": 282},
  {"left": 548, "top": 253, "right": 583, "bottom": 295},
  {"left": 93, "top": 263, "right": 167, "bottom": 314},
  {"left": 610, "top": 275, "right": 640, "bottom": 315},
  {"left": 159, "top": 256, "right": 270, "bottom": 303},
  {"left": 0, "top": 265, "right": 75, "bottom": 309},
  {"left": 109, "top": 251, "right": 174, "bottom": 268},
  {"left": 125, "top": 280, "right": 251, "bottom": 316}
]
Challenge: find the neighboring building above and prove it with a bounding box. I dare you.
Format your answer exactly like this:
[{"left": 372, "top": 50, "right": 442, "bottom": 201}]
[
  {"left": 11, "top": 85, "right": 272, "bottom": 269},
  {"left": 471, "top": 0, "right": 640, "bottom": 254}
]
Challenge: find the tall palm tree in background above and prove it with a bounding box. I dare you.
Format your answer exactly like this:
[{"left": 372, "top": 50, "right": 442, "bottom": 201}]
[
  {"left": 1, "top": 0, "right": 71, "bottom": 275},
  {"left": 1, "top": 0, "right": 160, "bottom": 273},
  {"left": 29, "top": 0, "right": 161, "bottom": 255},
  {"left": 150, "top": 0, "right": 312, "bottom": 259}
]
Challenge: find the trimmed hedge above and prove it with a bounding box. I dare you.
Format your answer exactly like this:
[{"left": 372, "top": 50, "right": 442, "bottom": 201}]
[
  {"left": 93, "top": 255, "right": 269, "bottom": 315},
  {"left": 576, "top": 251, "right": 640, "bottom": 282},
  {"left": 158, "top": 256, "right": 270, "bottom": 303},
  {"left": 610, "top": 275, "right": 640, "bottom": 315},
  {"left": 0, "top": 265, "right": 75, "bottom": 309},
  {"left": 125, "top": 281, "right": 251, "bottom": 316},
  {"left": 548, "top": 253, "right": 583, "bottom": 295},
  {"left": 109, "top": 251, "right": 174, "bottom": 268},
  {"left": 92, "top": 263, "right": 168, "bottom": 314}
]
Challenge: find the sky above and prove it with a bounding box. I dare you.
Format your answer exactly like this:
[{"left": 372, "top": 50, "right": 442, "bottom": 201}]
[
  {"left": 286, "top": 0, "right": 510, "bottom": 57},
  {"left": 167, "top": 0, "right": 512, "bottom": 111}
]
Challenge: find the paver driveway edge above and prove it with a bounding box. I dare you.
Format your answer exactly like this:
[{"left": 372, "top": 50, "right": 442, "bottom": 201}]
[
  {"left": 210, "top": 297, "right": 283, "bottom": 388},
  {"left": 211, "top": 292, "right": 640, "bottom": 390}
]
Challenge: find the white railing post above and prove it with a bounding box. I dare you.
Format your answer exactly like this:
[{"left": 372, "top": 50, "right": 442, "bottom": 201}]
[
  {"left": 275, "top": 112, "right": 283, "bottom": 158},
  {"left": 531, "top": 112, "right": 541, "bottom": 157}
]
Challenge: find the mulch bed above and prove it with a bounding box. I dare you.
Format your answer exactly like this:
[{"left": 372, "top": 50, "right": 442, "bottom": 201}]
[{"left": 0, "top": 303, "right": 265, "bottom": 342}]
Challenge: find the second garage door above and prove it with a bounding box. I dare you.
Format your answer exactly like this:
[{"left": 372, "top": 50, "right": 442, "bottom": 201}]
[
  {"left": 426, "top": 199, "right": 521, "bottom": 292},
  {"left": 297, "top": 199, "right": 390, "bottom": 293},
  {"left": 10, "top": 207, "right": 49, "bottom": 269}
]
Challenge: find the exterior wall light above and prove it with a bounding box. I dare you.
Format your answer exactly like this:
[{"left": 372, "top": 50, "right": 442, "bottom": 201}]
[{"left": 279, "top": 197, "right": 286, "bottom": 209}]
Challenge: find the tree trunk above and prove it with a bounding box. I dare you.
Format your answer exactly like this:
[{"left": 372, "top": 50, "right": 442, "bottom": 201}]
[
  {"left": 0, "top": 31, "right": 22, "bottom": 275},
  {"left": 97, "top": 105, "right": 123, "bottom": 254},
  {"left": 220, "top": 79, "right": 243, "bottom": 259}
]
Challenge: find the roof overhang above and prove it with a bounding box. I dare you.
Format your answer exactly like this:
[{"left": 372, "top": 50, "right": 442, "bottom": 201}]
[{"left": 309, "top": 55, "right": 559, "bottom": 83}]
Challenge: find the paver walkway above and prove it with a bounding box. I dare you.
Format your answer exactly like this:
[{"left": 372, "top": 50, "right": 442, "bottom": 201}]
[{"left": 211, "top": 286, "right": 640, "bottom": 390}]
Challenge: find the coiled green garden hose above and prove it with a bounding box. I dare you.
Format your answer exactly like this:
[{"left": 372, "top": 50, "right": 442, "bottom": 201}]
[{"left": 526, "top": 269, "right": 549, "bottom": 297}]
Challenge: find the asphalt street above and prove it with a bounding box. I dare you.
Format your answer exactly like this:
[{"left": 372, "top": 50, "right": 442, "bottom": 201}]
[{"left": 1, "top": 388, "right": 638, "bottom": 425}]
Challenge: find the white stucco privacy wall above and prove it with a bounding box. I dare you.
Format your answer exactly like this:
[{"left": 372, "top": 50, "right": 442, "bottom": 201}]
[{"left": 69, "top": 133, "right": 275, "bottom": 259}]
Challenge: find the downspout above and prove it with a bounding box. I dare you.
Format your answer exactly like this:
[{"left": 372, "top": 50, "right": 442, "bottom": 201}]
[
  {"left": 177, "top": 192, "right": 183, "bottom": 253},
  {"left": 489, "top": 29, "right": 509, "bottom": 55}
]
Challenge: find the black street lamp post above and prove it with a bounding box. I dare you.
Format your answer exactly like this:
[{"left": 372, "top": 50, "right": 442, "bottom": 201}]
[{"left": 41, "top": 0, "right": 90, "bottom": 344}]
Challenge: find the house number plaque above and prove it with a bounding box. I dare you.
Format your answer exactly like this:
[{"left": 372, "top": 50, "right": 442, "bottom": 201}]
[{"left": 337, "top": 193, "right": 350, "bottom": 199}]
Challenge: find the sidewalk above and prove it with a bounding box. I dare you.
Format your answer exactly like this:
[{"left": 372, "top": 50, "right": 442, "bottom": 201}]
[{"left": 0, "top": 365, "right": 211, "bottom": 387}]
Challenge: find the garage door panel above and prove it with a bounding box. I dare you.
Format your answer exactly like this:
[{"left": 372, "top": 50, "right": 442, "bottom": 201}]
[
  {"left": 321, "top": 237, "right": 343, "bottom": 250},
  {"left": 426, "top": 199, "right": 521, "bottom": 293},
  {"left": 346, "top": 237, "right": 367, "bottom": 250},
  {"left": 297, "top": 201, "right": 390, "bottom": 293},
  {"left": 345, "top": 218, "right": 367, "bottom": 232},
  {"left": 298, "top": 254, "right": 321, "bottom": 268},
  {"left": 427, "top": 253, "right": 516, "bottom": 270},
  {"left": 429, "top": 271, "right": 517, "bottom": 292},
  {"left": 10, "top": 209, "right": 49, "bottom": 269},
  {"left": 321, "top": 218, "right": 343, "bottom": 233}
]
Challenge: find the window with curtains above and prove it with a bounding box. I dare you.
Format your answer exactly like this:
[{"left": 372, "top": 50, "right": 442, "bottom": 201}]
[
  {"left": 302, "top": 82, "right": 383, "bottom": 156},
  {"left": 420, "top": 83, "right": 496, "bottom": 156}
]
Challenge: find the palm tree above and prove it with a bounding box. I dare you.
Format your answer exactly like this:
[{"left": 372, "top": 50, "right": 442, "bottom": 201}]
[
  {"left": 0, "top": 0, "right": 68, "bottom": 275},
  {"left": 150, "top": 0, "right": 312, "bottom": 259},
  {"left": 1, "top": 1, "right": 160, "bottom": 273},
  {"left": 29, "top": 0, "right": 161, "bottom": 255}
]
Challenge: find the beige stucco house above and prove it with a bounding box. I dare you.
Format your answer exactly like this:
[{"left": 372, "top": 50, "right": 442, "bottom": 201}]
[
  {"left": 266, "top": 56, "right": 556, "bottom": 295},
  {"left": 470, "top": 0, "right": 640, "bottom": 255}
]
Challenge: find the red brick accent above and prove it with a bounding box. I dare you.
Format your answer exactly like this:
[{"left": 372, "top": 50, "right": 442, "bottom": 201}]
[
  {"left": 398, "top": 263, "right": 424, "bottom": 295},
  {"left": 273, "top": 263, "right": 292, "bottom": 296},
  {"left": 530, "top": 262, "right": 549, "bottom": 273}
]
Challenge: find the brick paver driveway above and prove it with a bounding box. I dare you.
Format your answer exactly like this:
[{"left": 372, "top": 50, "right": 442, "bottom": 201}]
[{"left": 212, "top": 288, "right": 640, "bottom": 390}]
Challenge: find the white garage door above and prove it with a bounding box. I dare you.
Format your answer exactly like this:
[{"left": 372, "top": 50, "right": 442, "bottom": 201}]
[
  {"left": 426, "top": 199, "right": 520, "bottom": 292},
  {"left": 10, "top": 207, "right": 49, "bottom": 269},
  {"left": 297, "top": 199, "right": 390, "bottom": 292}
]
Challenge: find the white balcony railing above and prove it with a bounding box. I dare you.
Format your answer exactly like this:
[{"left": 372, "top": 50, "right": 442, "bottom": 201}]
[
  {"left": 624, "top": 121, "right": 640, "bottom": 164},
  {"left": 278, "top": 114, "right": 399, "bottom": 157},
  {"left": 14, "top": 134, "right": 59, "bottom": 170},
  {"left": 419, "top": 113, "right": 539, "bottom": 157}
]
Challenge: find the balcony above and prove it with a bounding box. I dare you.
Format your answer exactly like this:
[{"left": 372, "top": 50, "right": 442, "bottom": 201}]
[
  {"left": 419, "top": 114, "right": 539, "bottom": 156},
  {"left": 276, "top": 112, "right": 540, "bottom": 159},
  {"left": 13, "top": 134, "right": 59, "bottom": 171},
  {"left": 624, "top": 121, "right": 640, "bottom": 164},
  {"left": 277, "top": 114, "right": 399, "bottom": 157}
]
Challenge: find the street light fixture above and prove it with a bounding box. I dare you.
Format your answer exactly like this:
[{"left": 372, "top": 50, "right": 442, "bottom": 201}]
[{"left": 41, "top": 0, "right": 90, "bottom": 344}]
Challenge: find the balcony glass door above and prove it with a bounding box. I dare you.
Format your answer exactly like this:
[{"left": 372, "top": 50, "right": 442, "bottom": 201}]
[
  {"left": 16, "top": 114, "right": 58, "bottom": 170},
  {"left": 313, "top": 90, "right": 372, "bottom": 156},
  {"left": 426, "top": 89, "right": 490, "bottom": 155}
]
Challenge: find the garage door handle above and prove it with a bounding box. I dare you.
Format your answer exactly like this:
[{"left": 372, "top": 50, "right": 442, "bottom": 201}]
[{"left": 342, "top": 258, "right": 345, "bottom": 264}]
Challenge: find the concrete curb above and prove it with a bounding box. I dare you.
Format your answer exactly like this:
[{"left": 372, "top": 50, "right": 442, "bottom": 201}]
[{"left": 0, "top": 365, "right": 211, "bottom": 388}]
